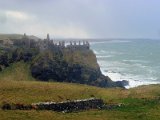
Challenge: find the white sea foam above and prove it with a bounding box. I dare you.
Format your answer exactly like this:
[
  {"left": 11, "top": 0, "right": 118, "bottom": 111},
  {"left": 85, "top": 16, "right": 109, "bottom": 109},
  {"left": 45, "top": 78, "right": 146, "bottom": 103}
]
[
  {"left": 122, "top": 59, "right": 149, "bottom": 64},
  {"left": 96, "top": 55, "right": 113, "bottom": 58},
  {"left": 93, "top": 50, "right": 124, "bottom": 56},
  {"left": 107, "top": 40, "right": 131, "bottom": 43},
  {"left": 101, "top": 68, "right": 159, "bottom": 89},
  {"left": 93, "top": 50, "right": 99, "bottom": 54}
]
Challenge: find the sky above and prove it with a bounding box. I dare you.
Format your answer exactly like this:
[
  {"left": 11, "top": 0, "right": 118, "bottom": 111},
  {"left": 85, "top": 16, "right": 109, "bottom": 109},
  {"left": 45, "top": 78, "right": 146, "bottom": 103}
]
[{"left": 0, "top": 0, "right": 160, "bottom": 39}]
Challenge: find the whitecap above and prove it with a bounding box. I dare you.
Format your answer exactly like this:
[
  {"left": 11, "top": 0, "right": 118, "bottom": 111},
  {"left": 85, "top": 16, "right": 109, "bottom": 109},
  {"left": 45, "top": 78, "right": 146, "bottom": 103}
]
[
  {"left": 122, "top": 59, "right": 149, "bottom": 64},
  {"left": 93, "top": 50, "right": 99, "bottom": 55},
  {"left": 104, "top": 70, "right": 160, "bottom": 89},
  {"left": 96, "top": 55, "right": 114, "bottom": 58}
]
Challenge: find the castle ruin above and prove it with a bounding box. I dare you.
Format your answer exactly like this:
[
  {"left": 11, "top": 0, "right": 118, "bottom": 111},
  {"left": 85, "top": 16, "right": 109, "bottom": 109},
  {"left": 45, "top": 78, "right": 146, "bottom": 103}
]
[
  {"left": 0, "top": 33, "right": 90, "bottom": 51},
  {"left": 24, "top": 33, "right": 90, "bottom": 51}
]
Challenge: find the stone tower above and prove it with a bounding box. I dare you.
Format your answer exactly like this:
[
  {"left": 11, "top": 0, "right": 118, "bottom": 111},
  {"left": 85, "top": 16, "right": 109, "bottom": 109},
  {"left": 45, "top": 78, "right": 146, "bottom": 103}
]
[
  {"left": 47, "top": 33, "right": 50, "bottom": 41},
  {"left": 23, "top": 33, "right": 30, "bottom": 48},
  {"left": 24, "top": 33, "right": 27, "bottom": 39}
]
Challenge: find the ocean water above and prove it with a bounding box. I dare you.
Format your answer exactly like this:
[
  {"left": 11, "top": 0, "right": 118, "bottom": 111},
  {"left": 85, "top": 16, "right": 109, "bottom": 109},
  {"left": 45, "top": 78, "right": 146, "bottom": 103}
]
[{"left": 90, "top": 39, "right": 160, "bottom": 88}]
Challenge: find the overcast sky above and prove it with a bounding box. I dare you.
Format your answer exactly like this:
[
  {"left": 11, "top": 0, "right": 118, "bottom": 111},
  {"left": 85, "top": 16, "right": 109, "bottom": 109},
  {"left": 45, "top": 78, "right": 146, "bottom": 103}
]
[{"left": 0, "top": 0, "right": 160, "bottom": 39}]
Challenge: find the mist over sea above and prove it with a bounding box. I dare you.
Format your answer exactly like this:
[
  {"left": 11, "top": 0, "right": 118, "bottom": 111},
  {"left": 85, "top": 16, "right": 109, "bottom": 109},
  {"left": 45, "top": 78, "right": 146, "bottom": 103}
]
[{"left": 90, "top": 39, "right": 160, "bottom": 88}]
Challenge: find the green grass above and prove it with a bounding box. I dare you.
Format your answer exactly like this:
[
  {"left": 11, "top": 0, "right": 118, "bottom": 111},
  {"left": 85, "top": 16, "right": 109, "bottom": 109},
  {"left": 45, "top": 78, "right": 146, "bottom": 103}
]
[
  {"left": 0, "top": 34, "right": 40, "bottom": 40},
  {"left": 0, "top": 62, "right": 160, "bottom": 120},
  {"left": 63, "top": 49, "right": 99, "bottom": 69},
  {"left": 0, "top": 61, "right": 35, "bottom": 81}
]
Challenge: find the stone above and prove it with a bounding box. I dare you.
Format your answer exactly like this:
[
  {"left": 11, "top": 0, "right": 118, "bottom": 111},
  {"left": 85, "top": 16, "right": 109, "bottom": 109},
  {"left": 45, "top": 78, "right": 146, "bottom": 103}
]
[
  {"left": 2, "top": 103, "right": 11, "bottom": 110},
  {"left": 32, "top": 98, "right": 104, "bottom": 112}
]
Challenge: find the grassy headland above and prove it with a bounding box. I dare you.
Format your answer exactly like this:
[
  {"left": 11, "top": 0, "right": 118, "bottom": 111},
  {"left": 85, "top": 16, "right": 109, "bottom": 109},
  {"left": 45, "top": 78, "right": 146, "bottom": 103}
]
[{"left": 0, "top": 62, "right": 160, "bottom": 120}]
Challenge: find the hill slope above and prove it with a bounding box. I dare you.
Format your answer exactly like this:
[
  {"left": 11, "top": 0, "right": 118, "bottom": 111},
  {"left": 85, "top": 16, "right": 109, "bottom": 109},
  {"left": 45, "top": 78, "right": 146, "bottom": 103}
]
[
  {"left": 0, "top": 61, "right": 35, "bottom": 81},
  {"left": 0, "top": 33, "right": 40, "bottom": 40},
  {"left": 0, "top": 62, "right": 160, "bottom": 120}
]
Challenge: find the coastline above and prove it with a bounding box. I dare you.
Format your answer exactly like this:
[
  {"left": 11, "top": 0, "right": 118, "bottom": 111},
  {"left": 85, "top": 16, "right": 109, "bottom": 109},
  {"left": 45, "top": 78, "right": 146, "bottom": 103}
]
[{"left": 100, "top": 68, "right": 160, "bottom": 89}]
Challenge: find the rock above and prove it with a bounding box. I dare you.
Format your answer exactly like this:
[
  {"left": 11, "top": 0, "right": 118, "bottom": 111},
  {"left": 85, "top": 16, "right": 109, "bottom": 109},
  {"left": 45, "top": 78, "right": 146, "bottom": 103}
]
[
  {"left": 2, "top": 103, "right": 11, "bottom": 110},
  {"left": 0, "top": 53, "right": 9, "bottom": 67},
  {"left": 115, "top": 80, "right": 129, "bottom": 87},
  {"left": 0, "top": 47, "right": 38, "bottom": 70},
  {"left": 14, "top": 103, "right": 32, "bottom": 110},
  {"left": 0, "top": 37, "right": 127, "bottom": 88},
  {"left": 31, "top": 50, "right": 124, "bottom": 88},
  {"left": 0, "top": 65, "right": 2, "bottom": 71},
  {"left": 1, "top": 99, "right": 125, "bottom": 112},
  {"left": 32, "top": 98, "right": 104, "bottom": 112}
]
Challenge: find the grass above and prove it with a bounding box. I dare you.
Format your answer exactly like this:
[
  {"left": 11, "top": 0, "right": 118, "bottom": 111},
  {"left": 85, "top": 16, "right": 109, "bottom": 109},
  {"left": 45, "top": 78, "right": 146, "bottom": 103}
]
[
  {"left": 0, "top": 34, "right": 23, "bottom": 40},
  {"left": 63, "top": 49, "right": 99, "bottom": 69},
  {"left": 0, "top": 61, "right": 35, "bottom": 81},
  {"left": 0, "top": 34, "right": 40, "bottom": 40},
  {"left": 0, "top": 62, "right": 160, "bottom": 120}
]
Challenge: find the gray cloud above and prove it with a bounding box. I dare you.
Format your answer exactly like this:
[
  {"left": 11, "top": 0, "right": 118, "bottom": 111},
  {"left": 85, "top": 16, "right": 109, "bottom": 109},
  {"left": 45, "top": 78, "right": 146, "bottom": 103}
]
[
  {"left": 0, "top": 11, "right": 7, "bottom": 24},
  {"left": 0, "top": 0, "right": 160, "bottom": 39}
]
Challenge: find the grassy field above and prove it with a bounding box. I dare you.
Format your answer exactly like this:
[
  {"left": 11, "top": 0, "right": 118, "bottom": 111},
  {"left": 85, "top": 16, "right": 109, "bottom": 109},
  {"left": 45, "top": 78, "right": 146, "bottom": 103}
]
[{"left": 0, "top": 62, "right": 160, "bottom": 120}]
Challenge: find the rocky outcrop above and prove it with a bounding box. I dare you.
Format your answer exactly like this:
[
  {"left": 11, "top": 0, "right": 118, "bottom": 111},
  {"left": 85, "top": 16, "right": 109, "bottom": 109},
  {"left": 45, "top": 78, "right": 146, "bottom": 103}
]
[
  {"left": 0, "top": 53, "right": 10, "bottom": 67},
  {"left": 31, "top": 50, "right": 101, "bottom": 83},
  {"left": 0, "top": 37, "right": 128, "bottom": 88},
  {"left": 30, "top": 49, "right": 127, "bottom": 88},
  {"left": 0, "top": 48, "right": 38, "bottom": 70}
]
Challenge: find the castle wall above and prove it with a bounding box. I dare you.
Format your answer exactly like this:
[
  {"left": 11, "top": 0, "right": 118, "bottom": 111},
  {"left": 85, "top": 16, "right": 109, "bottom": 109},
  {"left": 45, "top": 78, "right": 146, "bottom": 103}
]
[
  {"left": 37, "top": 39, "right": 90, "bottom": 51},
  {"left": 8, "top": 34, "right": 90, "bottom": 51}
]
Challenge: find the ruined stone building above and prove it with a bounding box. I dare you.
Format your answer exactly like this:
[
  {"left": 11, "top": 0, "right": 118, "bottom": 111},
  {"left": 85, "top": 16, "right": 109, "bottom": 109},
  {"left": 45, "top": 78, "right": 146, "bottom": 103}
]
[
  {"left": 0, "top": 33, "right": 90, "bottom": 51},
  {"left": 37, "top": 34, "right": 90, "bottom": 51}
]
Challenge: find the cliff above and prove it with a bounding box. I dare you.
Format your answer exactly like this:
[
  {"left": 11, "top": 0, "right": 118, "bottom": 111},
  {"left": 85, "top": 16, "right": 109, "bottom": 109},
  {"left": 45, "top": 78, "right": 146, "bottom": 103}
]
[
  {"left": 30, "top": 49, "right": 127, "bottom": 88},
  {"left": 0, "top": 34, "right": 128, "bottom": 88}
]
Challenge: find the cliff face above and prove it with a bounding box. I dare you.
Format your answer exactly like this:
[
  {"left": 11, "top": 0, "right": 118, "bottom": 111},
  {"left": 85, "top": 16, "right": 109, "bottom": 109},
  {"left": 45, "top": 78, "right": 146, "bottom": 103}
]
[
  {"left": 30, "top": 49, "right": 127, "bottom": 88},
  {"left": 31, "top": 50, "right": 100, "bottom": 83},
  {"left": 0, "top": 36, "right": 127, "bottom": 88}
]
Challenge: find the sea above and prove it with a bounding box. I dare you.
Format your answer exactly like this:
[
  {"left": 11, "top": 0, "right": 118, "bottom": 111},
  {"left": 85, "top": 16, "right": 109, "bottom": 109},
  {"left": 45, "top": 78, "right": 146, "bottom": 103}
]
[{"left": 90, "top": 39, "right": 160, "bottom": 88}]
